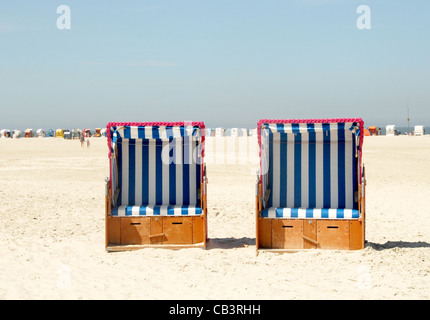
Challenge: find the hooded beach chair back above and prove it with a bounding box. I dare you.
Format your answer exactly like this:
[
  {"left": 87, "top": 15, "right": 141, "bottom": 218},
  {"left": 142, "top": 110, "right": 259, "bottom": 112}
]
[
  {"left": 258, "top": 119, "right": 364, "bottom": 218},
  {"left": 107, "top": 122, "right": 205, "bottom": 212}
]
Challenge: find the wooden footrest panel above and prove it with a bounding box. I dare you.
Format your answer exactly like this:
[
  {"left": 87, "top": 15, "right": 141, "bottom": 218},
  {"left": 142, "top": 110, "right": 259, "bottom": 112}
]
[
  {"left": 272, "top": 220, "right": 303, "bottom": 249},
  {"left": 121, "top": 217, "right": 151, "bottom": 245},
  {"left": 258, "top": 218, "right": 364, "bottom": 250},
  {"left": 163, "top": 217, "right": 193, "bottom": 245},
  {"left": 107, "top": 216, "right": 205, "bottom": 248},
  {"left": 317, "top": 220, "right": 349, "bottom": 250}
]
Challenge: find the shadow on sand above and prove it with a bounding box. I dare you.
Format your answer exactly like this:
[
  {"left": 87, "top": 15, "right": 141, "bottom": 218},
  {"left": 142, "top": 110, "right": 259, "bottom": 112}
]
[
  {"left": 206, "top": 237, "right": 255, "bottom": 250},
  {"left": 366, "top": 240, "right": 430, "bottom": 250},
  {"left": 207, "top": 239, "right": 430, "bottom": 250},
  {"left": 205, "top": 238, "right": 430, "bottom": 251}
]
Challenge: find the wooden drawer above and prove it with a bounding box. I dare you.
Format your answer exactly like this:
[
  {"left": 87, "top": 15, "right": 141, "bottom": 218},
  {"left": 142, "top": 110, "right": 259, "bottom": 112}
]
[
  {"left": 120, "top": 218, "right": 150, "bottom": 245},
  {"left": 317, "top": 220, "right": 349, "bottom": 250},
  {"left": 272, "top": 220, "right": 303, "bottom": 249},
  {"left": 163, "top": 217, "right": 193, "bottom": 245}
]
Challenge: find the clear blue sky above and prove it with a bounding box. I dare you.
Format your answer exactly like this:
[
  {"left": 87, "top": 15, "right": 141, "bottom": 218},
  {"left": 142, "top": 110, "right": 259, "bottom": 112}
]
[{"left": 1, "top": 0, "right": 429, "bottom": 130}]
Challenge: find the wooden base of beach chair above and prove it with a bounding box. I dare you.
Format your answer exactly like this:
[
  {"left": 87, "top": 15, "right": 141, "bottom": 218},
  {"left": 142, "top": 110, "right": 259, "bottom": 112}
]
[
  {"left": 105, "top": 172, "right": 208, "bottom": 252},
  {"left": 106, "top": 243, "right": 206, "bottom": 252},
  {"left": 106, "top": 216, "right": 207, "bottom": 251},
  {"left": 257, "top": 218, "right": 364, "bottom": 251}
]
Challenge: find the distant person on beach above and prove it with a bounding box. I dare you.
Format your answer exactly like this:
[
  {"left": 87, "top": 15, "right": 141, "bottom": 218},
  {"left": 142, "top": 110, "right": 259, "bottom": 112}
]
[
  {"left": 86, "top": 138, "right": 90, "bottom": 148},
  {"left": 80, "top": 134, "right": 84, "bottom": 147}
]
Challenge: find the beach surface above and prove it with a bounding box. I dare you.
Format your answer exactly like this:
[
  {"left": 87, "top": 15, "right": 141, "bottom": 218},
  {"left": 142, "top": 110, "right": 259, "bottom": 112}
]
[{"left": 0, "top": 136, "right": 429, "bottom": 299}]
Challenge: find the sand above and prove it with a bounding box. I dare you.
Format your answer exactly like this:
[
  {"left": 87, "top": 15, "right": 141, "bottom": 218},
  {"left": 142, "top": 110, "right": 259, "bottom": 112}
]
[{"left": 0, "top": 135, "right": 429, "bottom": 300}]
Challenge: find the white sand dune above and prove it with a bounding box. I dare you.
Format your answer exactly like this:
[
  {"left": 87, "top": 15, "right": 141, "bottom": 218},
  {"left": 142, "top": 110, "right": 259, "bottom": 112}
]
[{"left": 0, "top": 136, "right": 429, "bottom": 299}]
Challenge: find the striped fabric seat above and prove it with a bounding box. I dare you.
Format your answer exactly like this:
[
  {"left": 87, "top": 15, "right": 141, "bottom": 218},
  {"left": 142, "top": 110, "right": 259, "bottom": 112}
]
[
  {"left": 112, "top": 205, "right": 202, "bottom": 217},
  {"left": 259, "top": 120, "right": 361, "bottom": 219},
  {"left": 108, "top": 123, "right": 205, "bottom": 217},
  {"left": 261, "top": 207, "right": 360, "bottom": 219}
]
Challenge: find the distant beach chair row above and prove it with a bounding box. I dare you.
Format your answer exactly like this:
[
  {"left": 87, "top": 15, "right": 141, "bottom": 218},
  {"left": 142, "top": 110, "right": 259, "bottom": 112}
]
[
  {"left": 2, "top": 125, "right": 424, "bottom": 139},
  {"left": 204, "top": 127, "right": 258, "bottom": 137},
  {"left": 0, "top": 128, "right": 108, "bottom": 138},
  {"left": 105, "top": 119, "right": 367, "bottom": 252},
  {"left": 382, "top": 125, "right": 425, "bottom": 136},
  {"left": 363, "top": 125, "right": 426, "bottom": 136}
]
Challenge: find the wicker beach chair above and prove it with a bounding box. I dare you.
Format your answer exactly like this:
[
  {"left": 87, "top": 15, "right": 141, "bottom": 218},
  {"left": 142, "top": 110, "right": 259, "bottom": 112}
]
[
  {"left": 105, "top": 122, "right": 208, "bottom": 251},
  {"left": 256, "top": 119, "right": 366, "bottom": 251}
]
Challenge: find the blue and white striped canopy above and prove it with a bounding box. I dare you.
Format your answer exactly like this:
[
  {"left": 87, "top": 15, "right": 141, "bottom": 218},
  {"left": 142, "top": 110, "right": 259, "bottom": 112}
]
[
  {"left": 109, "top": 124, "right": 204, "bottom": 213},
  {"left": 260, "top": 121, "right": 361, "bottom": 218}
]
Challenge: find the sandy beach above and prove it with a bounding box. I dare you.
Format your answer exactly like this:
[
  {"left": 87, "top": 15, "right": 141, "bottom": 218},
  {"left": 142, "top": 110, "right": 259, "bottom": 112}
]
[{"left": 0, "top": 135, "right": 429, "bottom": 300}]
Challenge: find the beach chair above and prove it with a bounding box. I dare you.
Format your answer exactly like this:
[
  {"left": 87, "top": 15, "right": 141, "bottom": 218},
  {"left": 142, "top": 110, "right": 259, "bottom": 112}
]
[
  {"left": 25, "top": 129, "right": 34, "bottom": 138},
  {"left": 83, "top": 129, "right": 91, "bottom": 137},
  {"left": 368, "top": 126, "right": 378, "bottom": 136},
  {"left": 105, "top": 122, "right": 208, "bottom": 251},
  {"left": 56, "top": 129, "right": 64, "bottom": 138},
  {"left": 256, "top": 119, "right": 366, "bottom": 251}
]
